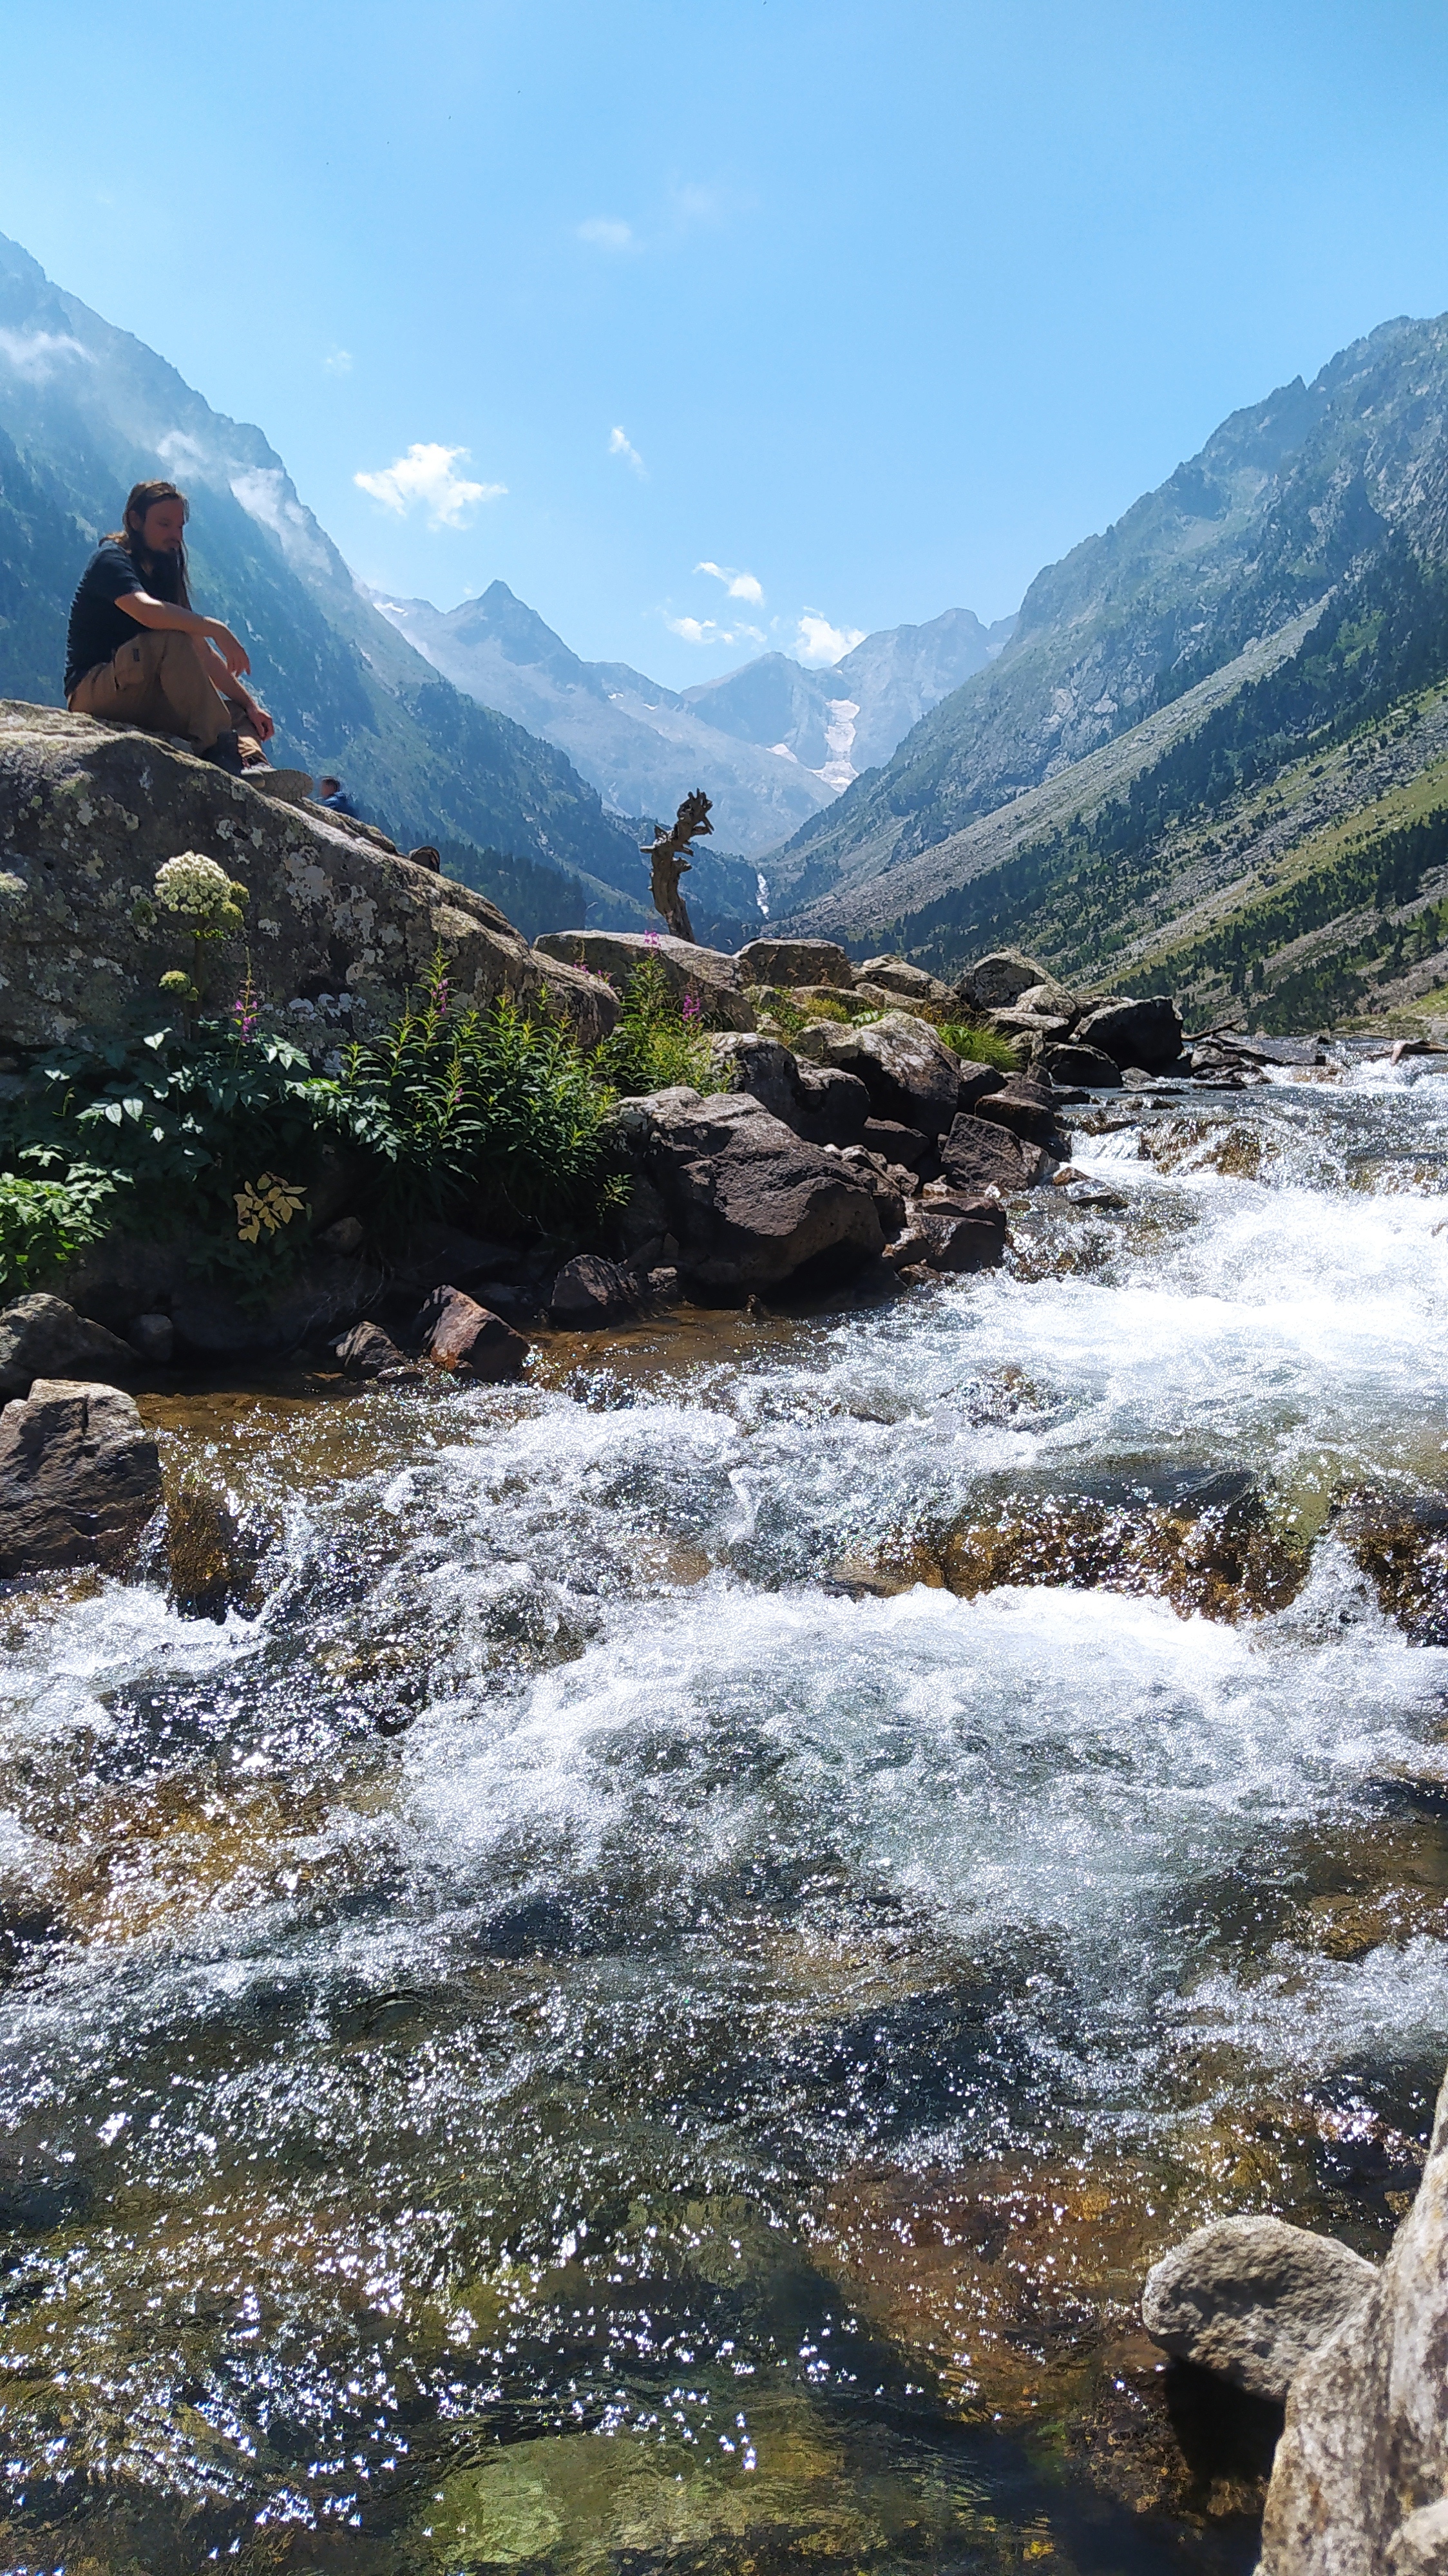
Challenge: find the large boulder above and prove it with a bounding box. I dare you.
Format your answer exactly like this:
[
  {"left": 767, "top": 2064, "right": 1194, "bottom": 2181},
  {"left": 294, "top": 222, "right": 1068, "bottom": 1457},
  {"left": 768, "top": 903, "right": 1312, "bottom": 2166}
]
[
  {"left": 0, "top": 1294, "right": 136, "bottom": 1397},
  {"left": 534, "top": 929, "right": 753, "bottom": 1030},
  {"left": 1259, "top": 2059, "right": 1448, "bottom": 2574},
  {"left": 794, "top": 1013, "right": 962, "bottom": 1139},
  {"left": 708, "top": 1032, "right": 870, "bottom": 1145},
  {"left": 954, "top": 949, "right": 1054, "bottom": 1012},
  {"left": 856, "top": 956, "right": 953, "bottom": 1003},
  {"left": 1040, "top": 1041, "right": 1123, "bottom": 1089},
  {"left": 609, "top": 1090, "right": 884, "bottom": 1291},
  {"left": 1074, "top": 994, "right": 1185, "bottom": 1072},
  {"left": 1142, "top": 2216, "right": 1378, "bottom": 2404},
  {"left": 940, "top": 1112, "right": 1058, "bottom": 1193},
  {"left": 734, "top": 937, "right": 853, "bottom": 989},
  {"left": 0, "top": 705, "right": 616, "bottom": 1049},
  {"left": 0, "top": 1378, "right": 161, "bottom": 1574},
  {"left": 973, "top": 1075, "right": 1070, "bottom": 1152}
]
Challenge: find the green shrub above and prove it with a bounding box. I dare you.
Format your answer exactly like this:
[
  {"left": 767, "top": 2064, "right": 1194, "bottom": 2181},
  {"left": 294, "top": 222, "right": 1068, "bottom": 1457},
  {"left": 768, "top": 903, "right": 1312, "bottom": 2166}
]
[
  {"left": 345, "top": 958, "right": 622, "bottom": 1233},
  {"left": 593, "top": 956, "right": 724, "bottom": 1098},
  {"left": 935, "top": 1019, "right": 1022, "bottom": 1070},
  {"left": 0, "top": 1159, "right": 117, "bottom": 1295}
]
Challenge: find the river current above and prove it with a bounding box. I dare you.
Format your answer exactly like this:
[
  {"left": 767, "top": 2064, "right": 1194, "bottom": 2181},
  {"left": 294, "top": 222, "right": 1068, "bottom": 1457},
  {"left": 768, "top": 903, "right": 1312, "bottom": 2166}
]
[{"left": 1, "top": 1063, "right": 1446, "bottom": 2573}]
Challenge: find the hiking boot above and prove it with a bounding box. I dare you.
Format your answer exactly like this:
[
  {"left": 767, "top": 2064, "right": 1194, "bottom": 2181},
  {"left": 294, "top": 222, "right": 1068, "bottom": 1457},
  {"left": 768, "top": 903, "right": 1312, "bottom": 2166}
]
[
  {"left": 242, "top": 768, "right": 315, "bottom": 806},
  {"left": 198, "top": 730, "right": 246, "bottom": 775}
]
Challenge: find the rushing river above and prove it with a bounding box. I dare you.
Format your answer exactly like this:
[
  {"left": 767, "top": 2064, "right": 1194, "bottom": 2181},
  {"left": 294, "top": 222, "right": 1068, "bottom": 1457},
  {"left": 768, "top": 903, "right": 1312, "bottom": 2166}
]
[{"left": 2, "top": 1062, "right": 1447, "bottom": 2574}]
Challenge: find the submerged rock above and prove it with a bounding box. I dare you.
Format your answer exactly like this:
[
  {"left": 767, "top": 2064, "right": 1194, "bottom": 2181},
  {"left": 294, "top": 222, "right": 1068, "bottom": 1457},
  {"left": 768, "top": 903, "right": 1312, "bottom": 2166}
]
[
  {"left": 1142, "top": 2215, "right": 1377, "bottom": 2403},
  {"left": 1259, "top": 2058, "right": 1448, "bottom": 2575},
  {"left": 0, "top": 1378, "right": 160, "bottom": 1575},
  {"left": 1330, "top": 1488, "right": 1448, "bottom": 1643},
  {"left": 0, "top": 1294, "right": 136, "bottom": 1398},
  {"left": 166, "top": 1480, "right": 272, "bottom": 1620}
]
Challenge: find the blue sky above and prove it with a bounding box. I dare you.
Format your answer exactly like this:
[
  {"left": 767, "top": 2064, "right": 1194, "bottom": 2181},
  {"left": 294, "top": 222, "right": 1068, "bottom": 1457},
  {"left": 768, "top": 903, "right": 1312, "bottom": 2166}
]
[{"left": 6, "top": 1, "right": 1448, "bottom": 687}]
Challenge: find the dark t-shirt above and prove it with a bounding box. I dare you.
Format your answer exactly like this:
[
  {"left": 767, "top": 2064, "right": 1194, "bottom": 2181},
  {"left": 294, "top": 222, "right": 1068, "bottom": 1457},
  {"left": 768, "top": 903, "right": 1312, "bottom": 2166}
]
[{"left": 64, "top": 542, "right": 151, "bottom": 696}]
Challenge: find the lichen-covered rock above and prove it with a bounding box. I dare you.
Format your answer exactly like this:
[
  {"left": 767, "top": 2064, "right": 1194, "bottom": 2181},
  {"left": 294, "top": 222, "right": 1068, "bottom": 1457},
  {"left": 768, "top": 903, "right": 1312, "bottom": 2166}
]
[
  {"left": 1259, "top": 2058, "right": 1448, "bottom": 2575},
  {"left": 734, "top": 937, "right": 853, "bottom": 989},
  {"left": 1141, "top": 2215, "right": 1378, "bottom": 2403},
  {"left": 0, "top": 1294, "right": 136, "bottom": 1397},
  {"left": 533, "top": 928, "right": 753, "bottom": 1028},
  {"left": 609, "top": 1090, "right": 884, "bottom": 1291},
  {"left": 0, "top": 1378, "right": 160, "bottom": 1573},
  {"left": 794, "top": 1012, "right": 962, "bottom": 1139},
  {"left": 0, "top": 705, "right": 615, "bottom": 1047}
]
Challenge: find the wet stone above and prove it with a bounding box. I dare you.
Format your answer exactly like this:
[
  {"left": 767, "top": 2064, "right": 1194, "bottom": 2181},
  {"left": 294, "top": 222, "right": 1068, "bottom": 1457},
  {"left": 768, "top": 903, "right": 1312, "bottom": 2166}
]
[{"left": 1330, "top": 1487, "right": 1448, "bottom": 1642}]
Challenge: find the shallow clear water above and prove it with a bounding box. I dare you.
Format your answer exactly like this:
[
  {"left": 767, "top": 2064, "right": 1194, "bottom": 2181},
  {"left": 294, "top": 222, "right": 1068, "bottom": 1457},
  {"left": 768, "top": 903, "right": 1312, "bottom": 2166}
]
[{"left": 1, "top": 1067, "right": 1447, "bottom": 2573}]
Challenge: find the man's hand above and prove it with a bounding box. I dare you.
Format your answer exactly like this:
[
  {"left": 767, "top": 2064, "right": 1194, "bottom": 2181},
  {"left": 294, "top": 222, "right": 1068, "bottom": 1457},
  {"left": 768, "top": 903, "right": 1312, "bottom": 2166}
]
[
  {"left": 244, "top": 699, "right": 276, "bottom": 745},
  {"left": 202, "top": 618, "right": 252, "bottom": 681}
]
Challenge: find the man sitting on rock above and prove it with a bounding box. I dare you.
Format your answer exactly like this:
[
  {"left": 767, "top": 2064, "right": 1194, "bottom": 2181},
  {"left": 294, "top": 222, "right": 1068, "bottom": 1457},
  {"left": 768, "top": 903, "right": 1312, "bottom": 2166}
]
[{"left": 64, "top": 478, "right": 276, "bottom": 776}]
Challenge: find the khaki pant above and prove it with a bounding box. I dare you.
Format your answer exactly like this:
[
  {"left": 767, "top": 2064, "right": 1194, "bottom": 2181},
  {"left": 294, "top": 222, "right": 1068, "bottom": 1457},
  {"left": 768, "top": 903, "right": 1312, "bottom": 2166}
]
[{"left": 68, "top": 630, "right": 259, "bottom": 757}]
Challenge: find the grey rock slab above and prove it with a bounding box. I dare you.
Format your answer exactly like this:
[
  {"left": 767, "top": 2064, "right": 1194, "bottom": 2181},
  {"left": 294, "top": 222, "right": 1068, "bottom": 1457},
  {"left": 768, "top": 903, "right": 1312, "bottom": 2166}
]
[
  {"left": 1259, "top": 2060, "right": 1448, "bottom": 2575},
  {"left": 0, "top": 1294, "right": 137, "bottom": 1398},
  {"left": 1143, "top": 2215, "right": 1377, "bottom": 2404},
  {"left": 535, "top": 929, "right": 754, "bottom": 1029},
  {"left": 618, "top": 1089, "right": 884, "bottom": 1291},
  {"left": 0, "top": 706, "right": 615, "bottom": 1049},
  {"left": 0, "top": 1378, "right": 161, "bottom": 1574}
]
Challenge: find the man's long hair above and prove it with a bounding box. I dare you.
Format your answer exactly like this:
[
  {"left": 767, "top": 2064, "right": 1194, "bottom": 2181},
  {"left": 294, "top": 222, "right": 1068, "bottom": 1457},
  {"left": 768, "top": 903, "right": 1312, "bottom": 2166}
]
[{"left": 105, "top": 479, "right": 193, "bottom": 607}]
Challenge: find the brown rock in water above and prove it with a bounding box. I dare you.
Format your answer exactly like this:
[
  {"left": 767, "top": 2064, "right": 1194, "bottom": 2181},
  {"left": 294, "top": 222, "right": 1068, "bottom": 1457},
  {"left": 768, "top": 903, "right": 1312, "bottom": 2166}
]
[
  {"left": 549, "top": 1255, "right": 638, "bottom": 1326},
  {"left": 1142, "top": 2215, "right": 1378, "bottom": 2403},
  {"left": 915, "top": 1200, "right": 1008, "bottom": 1273},
  {"left": 0, "top": 1378, "right": 160, "bottom": 1574},
  {"left": 609, "top": 1090, "right": 884, "bottom": 1293},
  {"left": 1259, "top": 2058, "right": 1448, "bottom": 2576},
  {"left": 1041, "top": 1041, "right": 1124, "bottom": 1089},
  {"left": 0, "top": 1294, "right": 137, "bottom": 1398},
  {"left": 414, "top": 1287, "right": 531, "bottom": 1380},
  {"left": 973, "top": 1076, "right": 1071, "bottom": 1151}
]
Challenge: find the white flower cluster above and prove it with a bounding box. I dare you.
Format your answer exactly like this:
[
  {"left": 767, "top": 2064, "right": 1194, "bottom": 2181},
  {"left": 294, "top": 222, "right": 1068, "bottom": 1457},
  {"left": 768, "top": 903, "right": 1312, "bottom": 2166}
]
[{"left": 154, "top": 851, "right": 241, "bottom": 920}]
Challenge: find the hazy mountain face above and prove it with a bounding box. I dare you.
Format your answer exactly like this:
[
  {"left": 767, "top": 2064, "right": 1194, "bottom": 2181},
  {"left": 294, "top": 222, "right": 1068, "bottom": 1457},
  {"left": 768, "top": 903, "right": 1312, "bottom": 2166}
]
[
  {"left": 371, "top": 585, "right": 1013, "bottom": 855},
  {"left": 772, "top": 312, "right": 1448, "bottom": 901},
  {"left": 0, "top": 231, "right": 680, "bottom": 925}
]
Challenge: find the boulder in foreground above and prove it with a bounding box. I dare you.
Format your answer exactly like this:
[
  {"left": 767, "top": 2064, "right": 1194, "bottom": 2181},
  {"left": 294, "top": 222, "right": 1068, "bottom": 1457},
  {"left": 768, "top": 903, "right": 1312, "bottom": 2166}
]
[
  {"left": 610, "top": 1089, "right": 884, "bottom": 1292},
  {"left": 0, "top": 1294, "right": 136, "bottom": 1398},
  {"left": 1142, "top": 2214, "right": 1378, "bottom": 2403},
  {"left": 0, "top": 1378, "right": 160, "bottom": 1574},
  {"left": 0, "top": 706, "right": 615, "bottom": 1048},
  {"left": 1258, "top": 2060, "right": 1448, "bottom": 2575}
]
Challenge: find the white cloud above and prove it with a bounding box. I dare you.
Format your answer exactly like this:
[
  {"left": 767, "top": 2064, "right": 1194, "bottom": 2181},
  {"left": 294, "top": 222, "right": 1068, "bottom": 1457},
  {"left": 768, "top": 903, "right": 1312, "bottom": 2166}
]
[
  {"left": 578, "top": 216, "right": 635, "bottom": 251},
  {"left": 665, "top": 613, "right": 765, "bottom": 650},
  {"left": 323, "top": 346, "right": 353, "bottom": 375},
  {"left": 696, "top": 559, "right": 764, "bottom": 605},
  {"left": 0, "top": 327, "right": 92, "bottom": 381},
  {"left": 354, "top": 442, "right": 504, "bottom": 527},
  {"left": 156, "top": 429, "right": 207, "bottom": 468},
  {"left": 608, "top": 425, "right": 646, "bottom": 477},
  {"left": 795, "top": 609, "right": 866, "bottom": 667},
  {"left": 230, "top": 468, "right": 330, "bottom": 574}
]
